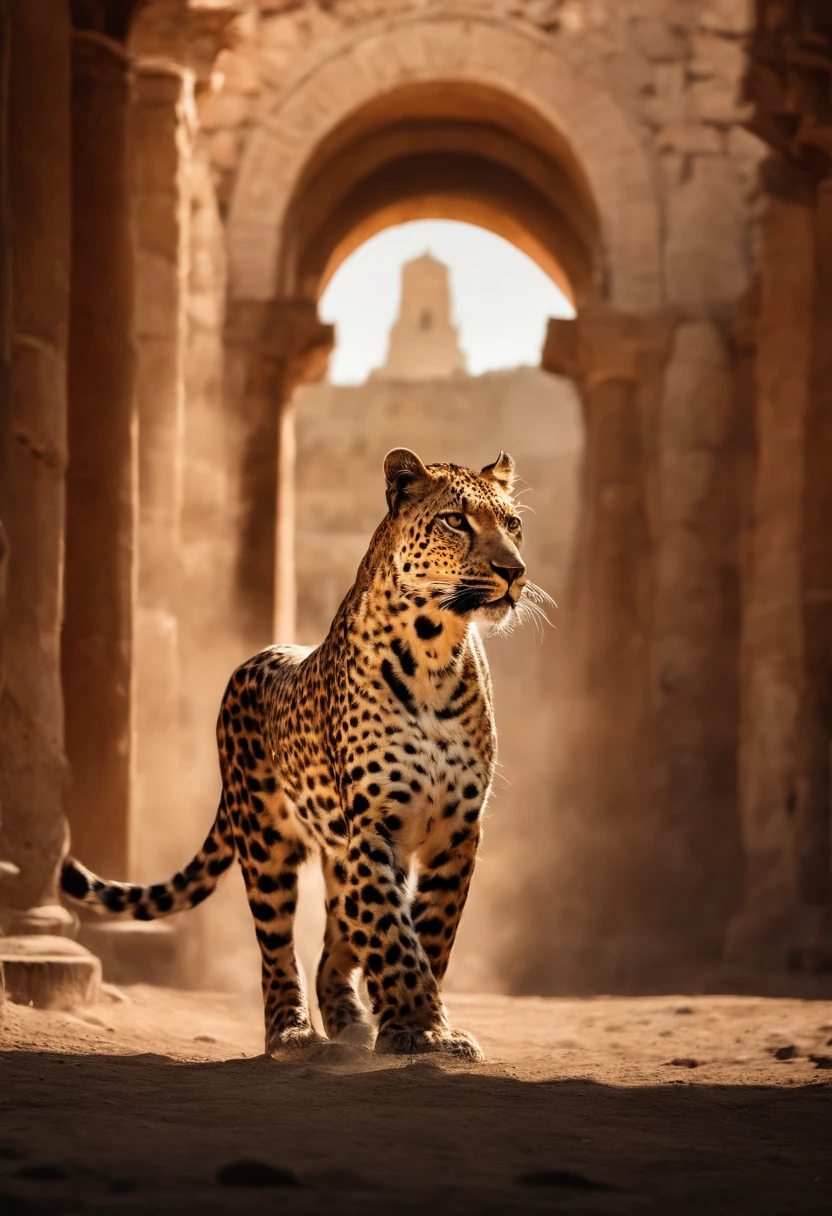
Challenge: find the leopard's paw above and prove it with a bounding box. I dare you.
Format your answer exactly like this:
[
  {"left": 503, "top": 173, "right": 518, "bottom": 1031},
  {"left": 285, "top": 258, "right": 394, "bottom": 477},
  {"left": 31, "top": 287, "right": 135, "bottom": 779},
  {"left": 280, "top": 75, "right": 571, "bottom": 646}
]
[
  {"left": 267, "top": 1026, "right": 329, "bottom": 1061},
  {"left": 375, "top": 1025, "right": 484, "bottom": 1062}
]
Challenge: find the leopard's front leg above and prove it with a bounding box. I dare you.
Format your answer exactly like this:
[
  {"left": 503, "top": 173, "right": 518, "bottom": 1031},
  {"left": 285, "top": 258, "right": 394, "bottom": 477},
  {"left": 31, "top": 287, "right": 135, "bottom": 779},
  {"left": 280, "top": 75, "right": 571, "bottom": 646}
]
[
  {"left": 413, "top": 801, "right": 482, "bottom": 984},
  {"left": 316, "top": 851, "right": 375, "bottom": 1047},
  {"left": 337, "top": 822, "right": 483, "bottom": 1060}
]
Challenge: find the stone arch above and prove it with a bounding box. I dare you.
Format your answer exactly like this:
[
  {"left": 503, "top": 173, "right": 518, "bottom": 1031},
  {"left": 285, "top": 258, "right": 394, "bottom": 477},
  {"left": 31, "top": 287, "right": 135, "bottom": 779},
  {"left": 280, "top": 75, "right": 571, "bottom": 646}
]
[{"left": 227, "top": 10, "right": 663, "bottom": 314}]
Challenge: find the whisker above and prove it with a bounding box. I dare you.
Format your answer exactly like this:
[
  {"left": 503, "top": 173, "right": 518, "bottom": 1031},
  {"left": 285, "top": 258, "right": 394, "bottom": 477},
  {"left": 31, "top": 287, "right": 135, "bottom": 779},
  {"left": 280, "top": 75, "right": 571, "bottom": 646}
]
[{"left": 523, "top": 581, "right": 557, "bottom": 609}]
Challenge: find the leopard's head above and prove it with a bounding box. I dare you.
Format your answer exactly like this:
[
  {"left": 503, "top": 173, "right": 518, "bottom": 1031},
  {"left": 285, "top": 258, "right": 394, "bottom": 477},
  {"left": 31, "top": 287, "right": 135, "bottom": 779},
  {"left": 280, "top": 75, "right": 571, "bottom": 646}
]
[{"left": 382, "top": 447, "right": 530, "bottom": 629}]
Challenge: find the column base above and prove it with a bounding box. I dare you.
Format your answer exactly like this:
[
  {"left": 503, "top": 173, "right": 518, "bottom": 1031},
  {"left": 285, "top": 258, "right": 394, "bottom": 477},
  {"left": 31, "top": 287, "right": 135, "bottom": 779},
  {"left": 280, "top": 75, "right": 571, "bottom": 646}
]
[
  {"left": 76, "top": 919, "right": 188, "bottom": 987},
  {"left": 0, "top": 935, "right": 101, "bottom": 1011},
  {"left": 0, "top": 902, "right": 77, "bottom": 937}
]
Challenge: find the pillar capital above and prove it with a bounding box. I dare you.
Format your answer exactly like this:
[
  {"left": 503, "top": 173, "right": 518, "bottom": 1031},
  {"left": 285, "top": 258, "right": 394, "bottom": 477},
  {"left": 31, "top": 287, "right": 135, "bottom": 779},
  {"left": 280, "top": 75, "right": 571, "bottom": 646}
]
[
  {"left": 542, "top": 304, "right": 670, "bottom": 391},
  {"left": 129, "top": 0, "right": 247, "bottom": 85},
  {"left": 226, "top": 297, "right": 334, "bottom": 394}
]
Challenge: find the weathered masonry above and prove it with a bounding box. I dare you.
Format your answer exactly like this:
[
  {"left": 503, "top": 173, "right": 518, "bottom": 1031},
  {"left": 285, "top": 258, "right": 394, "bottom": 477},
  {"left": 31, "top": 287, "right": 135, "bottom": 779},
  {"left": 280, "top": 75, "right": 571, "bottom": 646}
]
[{"left": 0, "top": 0, "right": 830, "bottom": 1010}]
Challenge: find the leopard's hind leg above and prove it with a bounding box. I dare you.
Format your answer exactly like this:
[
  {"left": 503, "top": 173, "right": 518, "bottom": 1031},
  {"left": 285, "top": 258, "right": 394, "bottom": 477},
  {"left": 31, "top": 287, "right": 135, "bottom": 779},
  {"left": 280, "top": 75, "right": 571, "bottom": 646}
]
[{"left": 219, "top": 700, "right": 324, "bottom": 1059}]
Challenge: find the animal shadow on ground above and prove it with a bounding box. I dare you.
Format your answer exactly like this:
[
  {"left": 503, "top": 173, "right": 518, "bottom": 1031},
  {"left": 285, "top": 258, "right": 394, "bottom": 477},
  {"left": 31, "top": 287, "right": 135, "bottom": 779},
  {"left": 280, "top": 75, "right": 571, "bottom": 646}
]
[{"left": 1, "top": 1050, "right": 830, "bottom": 1215}]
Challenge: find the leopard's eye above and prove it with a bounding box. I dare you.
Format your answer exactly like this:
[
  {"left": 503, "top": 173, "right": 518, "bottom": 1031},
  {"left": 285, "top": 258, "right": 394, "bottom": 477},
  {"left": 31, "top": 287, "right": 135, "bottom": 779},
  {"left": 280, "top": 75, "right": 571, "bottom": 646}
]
[
  {"left": 506, "top": 516, "right": 522, "bottom": 533},
  {"left": 441, "top": 512, "right": 466, "bottom": 532}
]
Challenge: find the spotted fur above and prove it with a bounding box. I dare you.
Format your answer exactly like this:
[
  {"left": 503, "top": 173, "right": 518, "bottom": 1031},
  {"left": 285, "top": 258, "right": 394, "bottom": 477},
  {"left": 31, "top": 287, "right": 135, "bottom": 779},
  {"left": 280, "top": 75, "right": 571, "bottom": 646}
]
[{"left": 62, "top": 449, "right": 533, "bottom": 1060}]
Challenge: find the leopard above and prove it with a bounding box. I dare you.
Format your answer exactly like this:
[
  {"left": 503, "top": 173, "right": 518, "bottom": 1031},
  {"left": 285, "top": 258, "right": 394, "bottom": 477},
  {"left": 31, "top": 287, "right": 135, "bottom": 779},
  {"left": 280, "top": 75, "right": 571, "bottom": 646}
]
[{"left": 61, "top": 447, "right": 540, "bottom": 1062}]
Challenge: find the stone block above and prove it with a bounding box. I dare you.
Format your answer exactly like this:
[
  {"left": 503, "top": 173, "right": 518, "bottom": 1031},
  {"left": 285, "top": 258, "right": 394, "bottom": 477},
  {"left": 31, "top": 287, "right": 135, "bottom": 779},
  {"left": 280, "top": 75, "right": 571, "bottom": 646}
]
[
  {"left": 665, "top": 156, "right": 749, "bottom": 310},
  {"left": 698, "top": 0, "right": 753, "bottom": 35},
  {"left": 641, "top": 63, "right": 687, "bottom": 126},
  {"left": 654, "top": 61, "right": 686, "bottom": 103},
  {"left": 197, "top": 87, "right": 252, "bottom": 131},
  {"left": 657, "top": 121, "right": 722, "bottom": 154},
  {"left": 728, "top": 125, "right": 766, "bottom": 197},
  {"left": 210, "top": 128, "right": 239, "bottom": 171},
  {"left": 691, "top": 32, "right": 745, "bottom": 82},
  {"left": 214, "top": 47, "right": 260, "bottom": 95},
  {"left": 0, "top": 935, "right": 101, "bottom": 1011},
  {"left": 631, "top": 18, "right": 686, "bottom": 62},
  {"left": 688, "top": 76, "right": 748, "bottom": 125}
]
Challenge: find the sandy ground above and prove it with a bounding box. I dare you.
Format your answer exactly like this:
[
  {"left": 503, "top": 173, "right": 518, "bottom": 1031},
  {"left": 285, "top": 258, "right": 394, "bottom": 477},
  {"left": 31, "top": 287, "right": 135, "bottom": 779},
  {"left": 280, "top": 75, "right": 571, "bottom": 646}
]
[{"left": 2, "top": 985, "right": 832, "bottom": 1215}]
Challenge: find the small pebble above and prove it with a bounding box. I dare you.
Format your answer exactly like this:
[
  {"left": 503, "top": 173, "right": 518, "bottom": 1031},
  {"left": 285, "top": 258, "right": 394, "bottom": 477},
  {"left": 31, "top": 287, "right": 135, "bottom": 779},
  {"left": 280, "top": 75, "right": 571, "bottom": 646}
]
[
  {"left": 809, "top": 1055, "right": 832, "bottom": 1070},
  {"left": 216, "top": 1160, "right": 300, "bottom": 1188},
  {"left": 674, "top": 1006, "right": 694, "bottom": 1015},
  {"left": 771, "top": 1045, "right": 797, "bottom": 1061},
  {"left": 194, "top": 1034, "right": 216, "bottom": 1044},
  {"left": 667, "top": 1057, "right": 699, "bottom": 1068}
]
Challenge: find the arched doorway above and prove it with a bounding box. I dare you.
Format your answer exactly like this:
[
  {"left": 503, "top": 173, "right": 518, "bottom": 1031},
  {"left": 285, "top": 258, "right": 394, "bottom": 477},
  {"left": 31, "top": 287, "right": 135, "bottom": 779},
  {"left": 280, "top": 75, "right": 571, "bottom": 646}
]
[
  {"left": 227, "top": 11, "right": 661, "bottom": 310},
  {"left": 214, "top": 10, "right": 665, "bottom": 995},
  {"left": 224, "top": 11, "right": 662, "bottom": 641}
]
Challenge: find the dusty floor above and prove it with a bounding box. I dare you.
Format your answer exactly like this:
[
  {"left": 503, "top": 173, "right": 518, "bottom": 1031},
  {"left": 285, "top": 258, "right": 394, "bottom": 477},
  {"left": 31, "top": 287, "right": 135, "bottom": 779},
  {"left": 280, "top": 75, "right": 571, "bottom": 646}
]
[{"left": 1, "top": 984, "right": 832, "bottom": 1215}]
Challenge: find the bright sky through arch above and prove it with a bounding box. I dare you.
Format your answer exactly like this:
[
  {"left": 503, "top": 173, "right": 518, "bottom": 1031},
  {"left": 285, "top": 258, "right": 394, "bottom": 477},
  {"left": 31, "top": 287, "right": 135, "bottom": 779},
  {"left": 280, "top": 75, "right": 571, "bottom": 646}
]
[{"left": 319, "top": 220, "right": 575, "bottom": 386}]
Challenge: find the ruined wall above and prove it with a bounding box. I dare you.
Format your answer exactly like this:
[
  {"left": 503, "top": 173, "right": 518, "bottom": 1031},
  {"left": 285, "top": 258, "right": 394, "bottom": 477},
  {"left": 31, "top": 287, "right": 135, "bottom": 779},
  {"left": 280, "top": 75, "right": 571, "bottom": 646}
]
[
  {"left": 205, "top": 0, "right": 761, "bottom": 252},
  {"left": 181, "top": 0, "right": 768, "bottom": 984},
  {"left": 2, "top": 0, "right": 826, "bottom": 1004}
]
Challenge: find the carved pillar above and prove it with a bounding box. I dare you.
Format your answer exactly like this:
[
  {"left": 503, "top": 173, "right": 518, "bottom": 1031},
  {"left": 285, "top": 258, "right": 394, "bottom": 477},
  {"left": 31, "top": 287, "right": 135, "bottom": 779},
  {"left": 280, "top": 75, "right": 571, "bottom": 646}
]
[
  {"left": 793, "top": 171, "right": 832, "bottom": 950},
  {"left": 0, "top": 3, "right": 11, "bottom": 908},
  {"left": 62, "top": 31, "right": 136, "bottom": 879},
  {"left": 0, "top": 1, "right": 17, "bottom": 933},
  {"left": 727, "top": 162, "right": 818, "bottom": 966},
  {"left": 541, "top": 305, "right": 668, "bottom": 971},
  {"left": 129, "top": 62, "right": 194, "bottom": 879},
  {"left": 738, "top": 0, "right": 832, "bottom": 970},
  {"left": 224, "top": 298, "right": 332, "bottom": 650},
  {"left": 648, "top": 318, "right": 744, "bottom": 955},
  {"left": 0, "top": 1, "right": 72, "bottom": 931}
]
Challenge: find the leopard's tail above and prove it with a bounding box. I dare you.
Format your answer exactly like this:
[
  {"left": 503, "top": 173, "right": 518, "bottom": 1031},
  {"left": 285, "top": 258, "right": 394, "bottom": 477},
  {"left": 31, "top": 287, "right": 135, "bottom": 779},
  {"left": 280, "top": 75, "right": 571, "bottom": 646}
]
[{"left": 60, "top": 797, "right": 235, "bottom": 920}]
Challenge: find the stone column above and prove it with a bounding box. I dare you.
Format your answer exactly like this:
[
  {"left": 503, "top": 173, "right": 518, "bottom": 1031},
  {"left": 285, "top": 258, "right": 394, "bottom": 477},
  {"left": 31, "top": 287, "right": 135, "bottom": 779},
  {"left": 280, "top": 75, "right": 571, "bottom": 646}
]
[
  {"left": 224, "top": 298, "right": 332, "bottom": 651},
  {"left": 0, "top": 1, "right": 72, "bottom": 931},
  {"left": 62, "top": 31, "right": 136, "bottom": 880},
  {"left": 649, "top": 319, "right": 744, "bottom": 956},
  {"left": 0, "top": 3, "right": 101, "bottom": 1009},
  {"left": 793, "top": 171, "right": 832, "bottom": 955},
  {"left": 130, "top": 62, "right": 194, "bottom": 880},
  {"left": 0, "top": 1, "right": 16, "bottom": 928},
  {"left": 541, "top": 305, "right": 668, "bottom": 976},
  {"left": 726, "top": 161, "right": 816, "bottom": 967}
]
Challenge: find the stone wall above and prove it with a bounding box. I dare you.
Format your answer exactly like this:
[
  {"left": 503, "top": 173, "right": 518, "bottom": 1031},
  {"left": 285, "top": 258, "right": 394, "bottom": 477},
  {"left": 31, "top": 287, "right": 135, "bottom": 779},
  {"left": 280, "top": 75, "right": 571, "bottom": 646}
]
[
  {"left": 204, "top": 0, "right": 761, "bottom": 281},
  {"left": 5, "top": 0, "right": 829, "bottom": 1005},
  {"left": 185, "top": 0, "right": 770, "bottom": 984}
]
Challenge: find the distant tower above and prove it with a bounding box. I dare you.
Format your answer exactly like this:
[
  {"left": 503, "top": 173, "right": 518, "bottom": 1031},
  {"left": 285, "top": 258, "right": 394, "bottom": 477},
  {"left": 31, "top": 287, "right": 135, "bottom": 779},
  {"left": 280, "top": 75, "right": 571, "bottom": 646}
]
[{"left": 374, "top": 253, "right": 467, "bottom": 380}]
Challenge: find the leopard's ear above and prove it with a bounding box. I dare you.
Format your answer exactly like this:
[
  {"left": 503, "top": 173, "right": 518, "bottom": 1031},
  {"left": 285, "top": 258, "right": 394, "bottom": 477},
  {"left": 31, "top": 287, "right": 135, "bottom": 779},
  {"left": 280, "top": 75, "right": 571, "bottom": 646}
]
[
  {"left": 481, "top": 451, "right": 515, "bottom": 491},
  {"left": 384, "top": 448, "right": 431, "bottom": 514}
]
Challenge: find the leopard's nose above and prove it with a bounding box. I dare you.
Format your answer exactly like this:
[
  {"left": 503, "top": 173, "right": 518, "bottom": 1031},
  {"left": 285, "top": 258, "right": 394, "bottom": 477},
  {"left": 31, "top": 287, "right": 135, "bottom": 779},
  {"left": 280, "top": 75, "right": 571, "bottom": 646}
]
[{"left": 491, "top": 561, "right": 526, "bottom": 589}]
